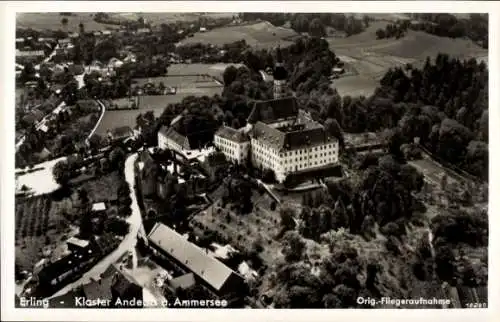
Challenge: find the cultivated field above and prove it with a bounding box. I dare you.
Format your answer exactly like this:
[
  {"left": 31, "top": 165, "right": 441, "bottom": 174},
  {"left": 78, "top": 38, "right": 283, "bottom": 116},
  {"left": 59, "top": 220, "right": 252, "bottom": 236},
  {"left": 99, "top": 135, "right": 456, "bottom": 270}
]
[
  {"left": 95, "top": 68, "right": 226, "bottom": 135},
  {"left": 191, "top": 190, "right": 284, "bottom": 265},
  {"left": 110, "top": 12, "right": 236, "bottom": 25},
  {"left": 15, "top": 194, "right": 73, "bottom": 272},
  {"left": 16, "top": 12, "right": 120, "bottom": 32},
  {"left": 328, "top": 20, "right": 488, "bottom": 98},
  {"left": 178, "top": 21, "right": 298, "bottom": 49}
]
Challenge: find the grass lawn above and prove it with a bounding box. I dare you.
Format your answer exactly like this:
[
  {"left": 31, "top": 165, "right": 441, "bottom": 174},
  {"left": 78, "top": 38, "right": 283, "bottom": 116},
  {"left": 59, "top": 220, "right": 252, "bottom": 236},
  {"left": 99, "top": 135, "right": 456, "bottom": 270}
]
[
  {"left": 191, "top": 189, "right": 284, "bottom": 265},
  {"left": 16, "top": 12, "right": 121, "bottom": 32}
]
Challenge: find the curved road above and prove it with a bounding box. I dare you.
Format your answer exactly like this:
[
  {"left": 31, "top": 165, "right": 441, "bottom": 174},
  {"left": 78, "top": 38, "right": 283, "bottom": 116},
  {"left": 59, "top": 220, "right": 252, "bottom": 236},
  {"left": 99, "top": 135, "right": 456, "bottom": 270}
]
[{"left": 50, "top": 153, "right": 142, "bottom": 298}]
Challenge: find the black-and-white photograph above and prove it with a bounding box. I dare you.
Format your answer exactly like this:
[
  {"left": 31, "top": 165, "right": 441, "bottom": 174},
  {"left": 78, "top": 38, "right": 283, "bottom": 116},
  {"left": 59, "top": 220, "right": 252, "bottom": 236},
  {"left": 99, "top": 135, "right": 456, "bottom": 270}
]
[{"left": 6, "top": 5, "right": 490, "bottom": 313}]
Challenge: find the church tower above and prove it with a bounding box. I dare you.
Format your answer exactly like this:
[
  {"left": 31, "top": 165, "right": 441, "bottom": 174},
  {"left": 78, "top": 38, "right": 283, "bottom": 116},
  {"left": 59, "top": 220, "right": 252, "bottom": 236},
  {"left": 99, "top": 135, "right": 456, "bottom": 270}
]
[{"left": 273, "top": 46, "right": 288, "bottom": 99}]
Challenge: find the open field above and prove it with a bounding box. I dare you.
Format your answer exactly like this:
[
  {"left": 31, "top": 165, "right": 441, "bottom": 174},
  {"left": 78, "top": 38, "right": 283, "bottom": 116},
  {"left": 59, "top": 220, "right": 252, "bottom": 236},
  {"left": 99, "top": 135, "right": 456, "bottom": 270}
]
[
  {"left": 110, "top": 12, "right": 236, "bottom": 25},
  {"left": 16, "top": 13, "right": 120, "bottom": 32},
  {"left": 191, "top": 190, "right": 284, "bottom": 265},
  {"left": 409, "top": 157, "right": 463, "bottom": 187},
  {"left": 328, "top": 22, "right": 488, "bottom": 98},
  {"left": 95, "top": 69, "right": 226, "bottom": 135},
  {"left": 178, "top": 21, "right": 298, "bottom": 49}
]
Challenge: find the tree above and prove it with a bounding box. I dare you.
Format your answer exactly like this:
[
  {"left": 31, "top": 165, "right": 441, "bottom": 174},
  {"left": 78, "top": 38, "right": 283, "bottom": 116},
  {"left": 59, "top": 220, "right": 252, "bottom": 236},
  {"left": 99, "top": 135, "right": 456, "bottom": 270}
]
[
  {"left": 109, "top": 147, "right": 126, "bottom": 170},
  {"left": 61, "top": 17, "right": 69, "bottom": 29},
  {"left": 79, "top": 22, "right": 85, "bottom": 34},
  {"left": 52, "top": 160, "right": 72, "bottom": 186},
  {"left": 279, "top": 206, "right": 296, "bottom": 231},
  {"left": 324, "top": 118, "right": 345, "bottom": 149},
  {"left": 281, "top": 231, "right": 306, "bottom": 262},
  {"left": 223, "top": 65, "right": 238, "bottom": 86}
]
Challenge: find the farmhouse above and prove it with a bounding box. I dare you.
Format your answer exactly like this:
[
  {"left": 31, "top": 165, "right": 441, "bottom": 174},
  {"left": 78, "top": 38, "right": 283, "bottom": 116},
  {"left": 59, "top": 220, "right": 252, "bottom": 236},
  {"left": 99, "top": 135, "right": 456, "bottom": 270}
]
[
  {"left": 146, "top": 222, "right": 245, "bottom": 301},
  {"left": 107, "top": 126, "right": 134, "bottom": 144},
  {"left": 158, "top": 126, "right": 193, "bottom": 154},
  {"left": 214, "top": 47, "right": 339, "bottom": 183}
]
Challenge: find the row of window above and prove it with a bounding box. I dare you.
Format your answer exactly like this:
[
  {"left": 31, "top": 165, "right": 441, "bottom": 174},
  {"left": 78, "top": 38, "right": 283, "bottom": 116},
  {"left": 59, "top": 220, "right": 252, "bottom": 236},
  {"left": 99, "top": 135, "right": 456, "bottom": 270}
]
[
  {"left": 283, "top": 151, "right": 335, "bottom": 164},
  {"left": 284, "top": 157, "right": 336, "bottom": 172}
]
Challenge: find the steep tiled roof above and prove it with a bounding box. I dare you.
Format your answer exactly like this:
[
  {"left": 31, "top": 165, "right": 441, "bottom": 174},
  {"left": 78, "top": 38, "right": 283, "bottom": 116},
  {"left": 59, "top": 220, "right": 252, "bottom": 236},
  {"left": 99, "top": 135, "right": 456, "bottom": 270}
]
[
  {"left": 251, "top": 121, "right": 335, "bottom": 151},
  {"left": 169, "top": 273, "right": 196, "bottom": 291},
  {"left": 247, "top": 97, "right": 298, "bottom": 124},
  {"left": 215, "top": 126, "right": 249, "bottom": 143},
  {"left": 147, "top": 223, "right": 242, "bottom": 292},
  {"left": 111, "top": 126, "right": 133, "bottom": 139},
  {"left": 160, "top": 127, "right": 191, "bottom": 150}
]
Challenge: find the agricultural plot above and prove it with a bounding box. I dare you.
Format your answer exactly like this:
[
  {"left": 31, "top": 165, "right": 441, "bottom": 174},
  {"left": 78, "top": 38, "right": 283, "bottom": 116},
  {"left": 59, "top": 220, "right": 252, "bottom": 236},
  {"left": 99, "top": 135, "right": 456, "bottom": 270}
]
[
  {"left": 110, "top": 12, "right": 236, "bottom": 25},
  {"left": 16, "top": 12, "right": 120, "bottom": 32},
  {"left": 178, "top": 21, "right": 298, "bottom": 48},
  {"left": 95, "top": 72, "right": 224, "bottom": 135},
  {"left": 191, "top": 190, "right": 284, "bottom": 265},
  {"left": 15, "top": 195, "right": 72, "bottom": 271},
  {"left": 328, "top": 21, "right": 487, "bottom": 98}
]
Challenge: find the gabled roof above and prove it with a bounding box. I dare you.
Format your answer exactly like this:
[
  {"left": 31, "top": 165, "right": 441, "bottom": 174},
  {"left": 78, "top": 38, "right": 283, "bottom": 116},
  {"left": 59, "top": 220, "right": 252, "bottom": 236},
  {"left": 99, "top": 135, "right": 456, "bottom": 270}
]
[
  {"left": 251, "top": 120, "right": 335, "bottom": 151},
  {"left": 169, "top": 273, "right": 196, "bottom": 291},
  {"left": 110, "top": 126, "right": 133, "bottom": 138},
  {"left": 215, "top": 126, "right": 249, "bottom": 143},
  {"left": 162, "top": 127, "right": 191, "bottom": 150},
  {"left": 147, "top": 223, "right": 242, "bottom": 292},
  {"left": 247, "top": 97, "right": 298, "bottom": 124}
]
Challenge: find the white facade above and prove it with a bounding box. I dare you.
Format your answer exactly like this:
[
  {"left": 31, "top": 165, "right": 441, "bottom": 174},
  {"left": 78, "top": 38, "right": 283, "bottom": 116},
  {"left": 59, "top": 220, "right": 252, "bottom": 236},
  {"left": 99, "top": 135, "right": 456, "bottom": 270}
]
[
  {"left": 251, "top": 137, "right": 339, "bottom": 182},
  {"left": 214, "top": 135, "right": 250, "bottom": 164}
]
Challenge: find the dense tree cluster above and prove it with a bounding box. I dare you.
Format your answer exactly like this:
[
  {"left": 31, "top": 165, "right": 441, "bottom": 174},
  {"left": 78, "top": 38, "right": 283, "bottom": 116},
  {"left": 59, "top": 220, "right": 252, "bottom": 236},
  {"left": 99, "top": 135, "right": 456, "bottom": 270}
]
[
  {"left": 410, "top": 13, "right": 488, "bottom": 48},
  {"left": 375, "top": 54, "right": 488, "bottom": 180},
  {"left": 238, "top": 13, "right": 369, "bottom": 37},
  {"left": 430, "top": 207, "right": 488, "bottom": 286},
  {"left": 221, "top": 175, "right": 253, "bottom": 214}
]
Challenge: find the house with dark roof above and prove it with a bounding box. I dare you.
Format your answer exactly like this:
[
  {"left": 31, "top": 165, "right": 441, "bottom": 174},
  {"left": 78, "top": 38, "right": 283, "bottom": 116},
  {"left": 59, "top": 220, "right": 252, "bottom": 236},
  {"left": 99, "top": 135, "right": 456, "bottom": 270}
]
[
  {"left": 107, "top": 126, "right": 134, "bottom": 144},
  {"left": 147, "top": 223, "right": 245, "bottom": 301},
  {"left": 214, "top": 126, "right": 250, "bottom": 164}
]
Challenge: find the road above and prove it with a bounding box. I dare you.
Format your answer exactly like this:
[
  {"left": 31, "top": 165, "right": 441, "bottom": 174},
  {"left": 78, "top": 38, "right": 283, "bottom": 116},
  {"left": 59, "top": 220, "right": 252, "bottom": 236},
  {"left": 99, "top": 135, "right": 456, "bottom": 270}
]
[
  {"left": 50, "top": 153, "right": 142, "bottom": 298},
  {"left": 86, "top": 100, "right": 106, "bottom": 143}
]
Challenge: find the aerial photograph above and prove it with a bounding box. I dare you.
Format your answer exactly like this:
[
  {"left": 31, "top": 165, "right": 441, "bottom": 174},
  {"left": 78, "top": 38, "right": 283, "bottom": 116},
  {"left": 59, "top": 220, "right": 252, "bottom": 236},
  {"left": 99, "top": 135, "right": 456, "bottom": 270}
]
[{"left": 13, "top": 11, "right": 488, "bottom": 309}]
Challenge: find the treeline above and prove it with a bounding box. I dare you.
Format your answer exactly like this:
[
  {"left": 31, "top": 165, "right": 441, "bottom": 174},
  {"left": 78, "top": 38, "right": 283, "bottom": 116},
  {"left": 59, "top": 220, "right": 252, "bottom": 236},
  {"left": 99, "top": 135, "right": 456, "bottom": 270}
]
[
  {"left": 239, "top": 13, "right": 370, "bottom": 37},
  {"left": 376, "top": 14, "right": 488, "bottom": 48}
]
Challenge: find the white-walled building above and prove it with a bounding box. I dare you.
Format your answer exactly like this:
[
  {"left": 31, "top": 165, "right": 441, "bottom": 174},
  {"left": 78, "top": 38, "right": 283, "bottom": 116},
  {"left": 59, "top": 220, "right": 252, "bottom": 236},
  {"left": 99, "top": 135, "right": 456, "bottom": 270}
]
[
  {"left": 214, "top": 126, "right": 250, "bottom": 164},
  {"left": 158, "top": 125, "right": 192, "bottom": 154},
  {"left": 212, "top": 46, "right": 339, "bottom": 183}
]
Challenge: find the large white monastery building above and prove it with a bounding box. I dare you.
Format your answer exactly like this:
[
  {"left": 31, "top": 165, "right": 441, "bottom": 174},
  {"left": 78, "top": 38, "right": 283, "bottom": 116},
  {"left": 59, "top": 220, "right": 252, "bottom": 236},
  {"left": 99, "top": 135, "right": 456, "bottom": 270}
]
[{"left": 214, "top": 47, "right": 339, "bottom": 183}]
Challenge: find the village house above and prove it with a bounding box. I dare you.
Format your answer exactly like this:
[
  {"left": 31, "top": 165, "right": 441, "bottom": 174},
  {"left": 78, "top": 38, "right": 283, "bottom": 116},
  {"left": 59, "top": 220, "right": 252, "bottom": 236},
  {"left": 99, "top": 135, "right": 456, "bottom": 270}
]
[
  {"left": 15, "top": 49, "right": 45, "bottom": 59},
  {"left": 107, "top": 126, "right": 134, "bottom": 145},
  {"left": 157, "top": 126, "right": 194, "bottom": 155},
  {"left": 146, "top": 222, "right": 246, "bottom": 303}
]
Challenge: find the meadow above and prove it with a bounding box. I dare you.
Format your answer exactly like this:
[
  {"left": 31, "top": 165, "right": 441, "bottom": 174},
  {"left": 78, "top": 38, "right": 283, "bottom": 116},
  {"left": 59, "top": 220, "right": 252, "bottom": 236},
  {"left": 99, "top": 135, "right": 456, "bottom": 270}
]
[
  {"left": 328, "top": 20, "right": 488, "bottom": 98},
  {"left": 178, "top": 21, "right": 298, "bottom": 49},
  {"left": 16, "top": 12, "right": 120, "bottom": 32}
]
